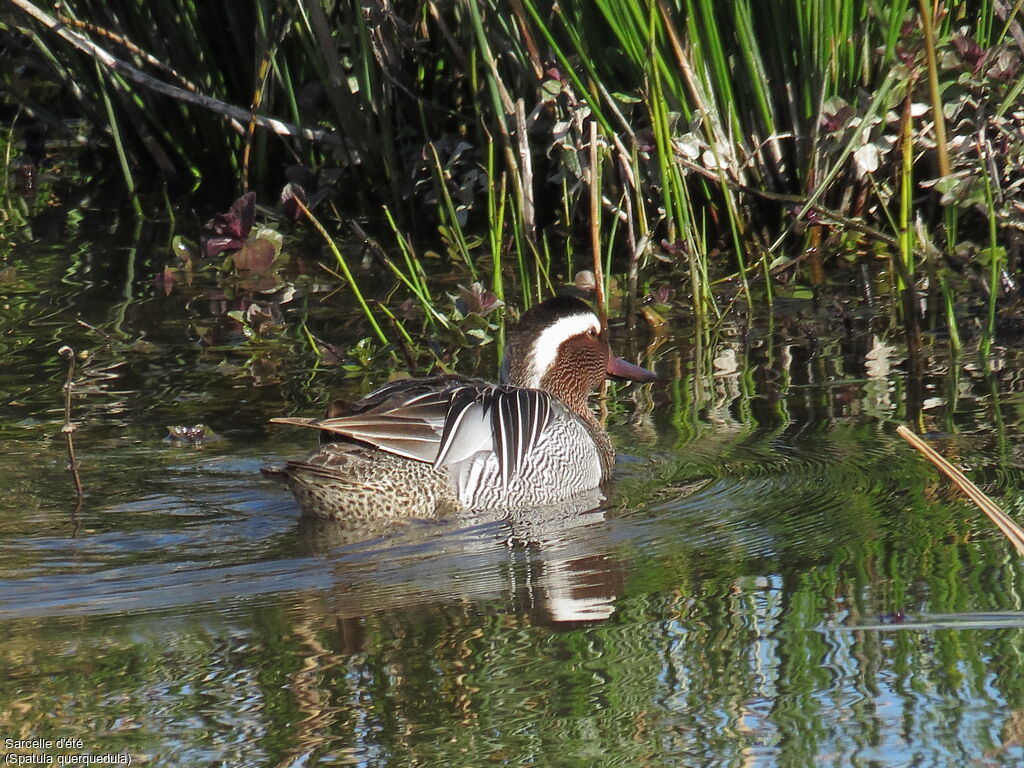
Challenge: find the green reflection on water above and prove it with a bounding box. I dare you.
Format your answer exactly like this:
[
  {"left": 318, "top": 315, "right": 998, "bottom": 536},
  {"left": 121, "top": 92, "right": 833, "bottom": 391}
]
[{"left": 2, "top": 233, "right": 1024, "bottom": 766}]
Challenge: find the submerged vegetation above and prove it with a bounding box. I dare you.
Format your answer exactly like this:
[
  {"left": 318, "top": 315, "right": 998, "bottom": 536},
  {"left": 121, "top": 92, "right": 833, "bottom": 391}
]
[{"left": 3, "top": 0, "right": 1024, "bottom": 380}]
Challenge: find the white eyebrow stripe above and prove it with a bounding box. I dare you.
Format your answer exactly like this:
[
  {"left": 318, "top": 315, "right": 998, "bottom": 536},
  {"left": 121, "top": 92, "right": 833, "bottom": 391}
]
[{"left": 525, "top": 313, "right": 600, "bottom": 388}]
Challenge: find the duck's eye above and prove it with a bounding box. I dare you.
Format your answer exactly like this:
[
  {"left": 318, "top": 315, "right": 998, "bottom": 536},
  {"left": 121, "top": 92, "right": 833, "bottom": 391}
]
[{"left": 587, "top": 328, "right": 599, "bottom": 338}]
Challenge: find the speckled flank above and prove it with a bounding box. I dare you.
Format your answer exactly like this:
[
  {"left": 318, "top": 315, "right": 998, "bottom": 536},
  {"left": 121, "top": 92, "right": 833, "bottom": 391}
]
[{"left": 286, "top": 446, "right": 459, "bottom": 521}]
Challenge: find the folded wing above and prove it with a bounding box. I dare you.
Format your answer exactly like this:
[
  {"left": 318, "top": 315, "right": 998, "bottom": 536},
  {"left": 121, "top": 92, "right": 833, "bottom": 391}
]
[{"left": 271, "top": 378, "right": 555, "bottom": 487}]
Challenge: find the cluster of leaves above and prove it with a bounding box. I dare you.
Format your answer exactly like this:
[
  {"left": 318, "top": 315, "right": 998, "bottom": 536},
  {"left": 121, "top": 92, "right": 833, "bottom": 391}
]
[
  {"left": 202, "top": 192, "right": 283, "bottom": 275},
  {"left": 168, "top": 188, "right": 515, "bottom": 392},
  {"left": 932, "top": 30, "right": 1024, "bottom": 235}
]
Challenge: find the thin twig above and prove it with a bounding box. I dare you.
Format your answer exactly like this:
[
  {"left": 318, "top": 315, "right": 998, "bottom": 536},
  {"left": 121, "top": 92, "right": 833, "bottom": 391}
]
[
  {"left": 426, "top": 1, "right": 470, "bottom": 72},
  {"left": 897, "top": 425, "right": 1024, "bottom": 555},
  {"left": 57, "top": 14, "right": 202, "bottom": 94},
  {"left": 76, "top": 318, "right": 117, "bottom": 343},
  {"left": 673, "top": 153, "right": 923, "bottom": 258},
  {"left": 58, "top": 346, "right": 84, "bottom": 500},
  {"left": 507, "top": 0, "right": 545, "bottom": 81}
]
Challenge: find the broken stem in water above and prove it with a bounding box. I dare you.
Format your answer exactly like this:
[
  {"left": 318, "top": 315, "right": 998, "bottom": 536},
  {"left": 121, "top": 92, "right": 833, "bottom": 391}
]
[{"left": 897, "top": 425, "right": 1024, "bottom": 556}]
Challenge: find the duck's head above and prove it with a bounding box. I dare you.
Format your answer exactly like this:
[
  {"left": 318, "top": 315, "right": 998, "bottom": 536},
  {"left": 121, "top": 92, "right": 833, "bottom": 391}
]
[{"left": 502, "top": 296, "right": 655, "bottom": 408}]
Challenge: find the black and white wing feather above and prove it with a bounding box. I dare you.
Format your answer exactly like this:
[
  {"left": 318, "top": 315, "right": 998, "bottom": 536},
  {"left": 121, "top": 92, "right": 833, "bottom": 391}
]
[
  {"left": 272, "top": 378, "right": 554, "bottom": 487},
  {"left": 271, "top": 377, "right": 465, "bottom": 463},
  {"left": 434, "top": 386, "right": 552, "bottom": 488}
]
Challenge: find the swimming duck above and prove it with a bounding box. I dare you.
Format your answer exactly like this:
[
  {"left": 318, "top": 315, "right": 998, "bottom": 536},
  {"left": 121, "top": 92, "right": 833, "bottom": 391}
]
[{"left": 271, "top": 295, "right": 655, "bottom": 519}]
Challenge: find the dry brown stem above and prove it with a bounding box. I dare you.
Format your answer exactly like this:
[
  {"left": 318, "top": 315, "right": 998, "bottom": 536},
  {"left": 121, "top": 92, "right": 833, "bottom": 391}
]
[{"left": 897, "top": 425, "right": 1024, "bottom": 556}]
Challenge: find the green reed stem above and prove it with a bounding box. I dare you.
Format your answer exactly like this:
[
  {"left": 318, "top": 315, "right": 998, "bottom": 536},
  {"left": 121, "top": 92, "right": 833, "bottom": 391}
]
[
  {"left": 297, "top": 199, "right": 389, "bottom": 346},
  {"left": 979, "top": 141, "right": 1000, "bottom": 362},
  {"left": 95, "top": 67, "right": 142, "bottom": 218},
  {"left": 382, "top": 208, "right": 426, "bottom": 296},
  {"left": 429, "top": 143, "right": 478, "bottom": 281},
  {"left": 898, "top": 100, "right": 914, "bottom": 294},
  {"left": 486, "top": 143, "right": 506, "bottom": 305},
  {"left": 917, "top": 0, "right": 951, "bottom": 179},
  {"left": 939, "top": 275, "right": 961, "bottom": 353},
  {"left": 487, "top": 145, "right": 507, "bottom": 360}
]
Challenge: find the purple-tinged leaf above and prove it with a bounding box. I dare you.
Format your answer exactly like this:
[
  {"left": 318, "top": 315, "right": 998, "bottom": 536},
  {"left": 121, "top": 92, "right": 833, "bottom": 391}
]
[
  {"left": 281, "top": 182, "right": 308, "bottom": 222},
  {"left": 203, "top": 235, "right": 244, "bottom": 258},
  {"left": 232, "top": 237, "right": 277, "bottom": 273},
  {"left": 201, "top": 192, "right": 257, "bottom": 257},
  {"left": 952, "top": 32, "right": 984, "bottom": 69},
  {"left": 456, "top": 282, "right": 503, "bottom": 317}
]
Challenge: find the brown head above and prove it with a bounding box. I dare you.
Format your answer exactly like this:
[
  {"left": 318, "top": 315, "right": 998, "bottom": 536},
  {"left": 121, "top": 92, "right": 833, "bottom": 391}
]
[{"left": 502, "top": 296, "right": 655, "bottom": 413}]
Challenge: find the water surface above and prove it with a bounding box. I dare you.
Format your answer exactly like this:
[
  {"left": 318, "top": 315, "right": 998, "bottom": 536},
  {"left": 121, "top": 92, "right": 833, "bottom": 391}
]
[{"left": 2, "top": 225, "right": 1024, "bottom": 767}]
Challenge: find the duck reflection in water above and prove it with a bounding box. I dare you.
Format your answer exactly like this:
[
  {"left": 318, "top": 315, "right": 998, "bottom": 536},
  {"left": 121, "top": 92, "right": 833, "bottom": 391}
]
[{"left": 298, "top": 495, "right": 628, "bottom": 651}]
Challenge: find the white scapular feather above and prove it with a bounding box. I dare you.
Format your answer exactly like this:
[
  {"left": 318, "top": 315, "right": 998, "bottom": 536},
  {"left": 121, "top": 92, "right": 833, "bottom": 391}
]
[{"left": 434, "top": 400, "right": 492, "bottom": 467}]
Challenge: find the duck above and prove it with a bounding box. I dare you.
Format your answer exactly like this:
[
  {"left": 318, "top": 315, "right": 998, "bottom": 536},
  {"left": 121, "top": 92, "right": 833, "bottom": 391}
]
[{"left": 270, "top": 295, "right": 656, "bottom": 520}]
